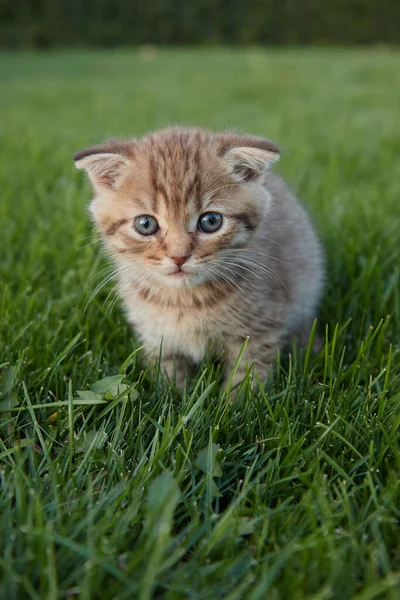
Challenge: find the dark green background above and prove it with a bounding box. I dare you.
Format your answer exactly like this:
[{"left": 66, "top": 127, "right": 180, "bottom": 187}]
[{"left": 1, "top": 0, "right": 399, "bottom": 49}]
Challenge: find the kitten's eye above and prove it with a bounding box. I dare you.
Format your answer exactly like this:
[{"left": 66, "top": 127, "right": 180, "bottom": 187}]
[
  {"left": 198, "top": 212, "right": 223, "bottom": 233},
  {"left": 134, "top": 215, "right": 159, "bottom": 236}
]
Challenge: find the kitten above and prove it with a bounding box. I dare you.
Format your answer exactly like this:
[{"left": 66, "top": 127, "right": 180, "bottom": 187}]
[{"left": 74, "top": 127, "right": 324, "bottom": 389}]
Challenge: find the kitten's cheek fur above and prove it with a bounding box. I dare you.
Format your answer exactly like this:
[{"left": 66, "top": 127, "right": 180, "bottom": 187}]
[
  {"left": 75, "top": 126, "right": 324, "bottom": 388},
  {"left": 89, "top": 198, "right": 111, "bottom": 233}
]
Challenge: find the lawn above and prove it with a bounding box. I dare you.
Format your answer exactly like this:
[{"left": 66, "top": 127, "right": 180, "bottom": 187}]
[{"left": 0, "top": 48, "right": 399, "bottom": 600}]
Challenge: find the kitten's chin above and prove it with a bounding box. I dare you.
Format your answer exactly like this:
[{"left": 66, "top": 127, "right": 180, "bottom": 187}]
[{"left": 160, "top": 271, "right": 208, "bottom": 289}]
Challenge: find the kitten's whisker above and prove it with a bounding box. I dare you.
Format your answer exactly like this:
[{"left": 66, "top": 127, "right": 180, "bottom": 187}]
[
  {"left": 206, "top": 265, "right": 237, "bottom": 288},
  {"left": 219, "top": 261, "right": 263, "bottom": 283},
  {"left": 88, "top": 264, "right": 116, "bottom": 282},
  {"left": 236, "top": 260, "right": 286, "bottom": 287},
  {"left": 218, "top": 258, "right": 285, "bottom": 289},
  {"left": 75, "top": 234, "right": 98, "bottom": 247},
  {"left": 77, "top": 239, "right": 98, "bottom": 250},
  {"left": 87, "top": 272, "right": 119, "bottom": 304},
  {"left": 219, "top": 248, "right": 288, "bottom": 261},
  {"left": 236, "top": 264, "right": 284, "bottom": 289},
  {"left": 222, "top": 256, "right": 280, "bottom": 276},
  {"left": 103, "top": 275, "right": 129, "bottom": 312},
  {"left": 206, "top": 266, "right": 248, "bottom": 297},
  {"left": 217, "top": 251, "right": 286, "bottom": 280},
  {"left": 117, "top": 268, "right": 158, "bottom": 298},
  {"left": 105, "top": 287, "right": 123, "bottom": 315},
  {"left": 222, "top": 266, "right": 259, "bottom": 291},
  {"left": 207, "top": 262, "right": 258, "bottom": 292},
  {"left": 76, "top": 234, "right": 94, "bottom": 243},
  {"left": 85, "top": 264, "right": 133, "bottom": 311},
  {"left": 204, "top": 267, "right": 235, "bottom": 295}
]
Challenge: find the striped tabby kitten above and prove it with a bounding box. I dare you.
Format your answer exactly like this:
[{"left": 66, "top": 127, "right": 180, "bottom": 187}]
[{"left": 75, "top": 127, "right": 324, "bottom": 388}]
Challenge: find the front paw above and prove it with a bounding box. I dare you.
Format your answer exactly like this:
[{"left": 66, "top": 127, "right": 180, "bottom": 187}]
[
  {"left": 223, "top": 361, "right": 271, "bottom": 398},
  {"left": 160, "top": 356, "right": 190, "bottom": 390}
]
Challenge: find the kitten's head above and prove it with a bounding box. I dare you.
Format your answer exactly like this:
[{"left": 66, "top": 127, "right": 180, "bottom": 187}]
[{"left": 74, "top": 127, "right": 279, "bottom": 289}]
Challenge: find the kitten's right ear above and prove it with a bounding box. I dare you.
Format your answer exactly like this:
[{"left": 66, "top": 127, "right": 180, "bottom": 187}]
[
  {"left": 74, "top": 145, "right": 131, "bottom": 192},
  {"left": 218, "top": 133, "right": 280, "bottom": 183}
]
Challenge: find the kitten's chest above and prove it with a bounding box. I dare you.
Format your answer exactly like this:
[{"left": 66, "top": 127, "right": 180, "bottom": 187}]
[{"left": 127, "top": 294, "right": 226, "bottom": 362}]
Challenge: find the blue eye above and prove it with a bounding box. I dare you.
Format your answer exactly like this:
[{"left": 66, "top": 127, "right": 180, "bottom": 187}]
[
  {"left": 134, "top": 215, "right": 159, "bottom": 236},
  {"left": 198, "top": 212, "right": 223, "bottom": 233}
]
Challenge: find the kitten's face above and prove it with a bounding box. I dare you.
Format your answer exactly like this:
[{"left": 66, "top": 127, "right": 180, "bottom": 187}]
[{"left": 75, "top": 128, "right": 279, "bottom": 289}]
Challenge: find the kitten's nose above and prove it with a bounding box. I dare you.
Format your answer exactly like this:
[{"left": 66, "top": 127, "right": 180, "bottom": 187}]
[{"left": 171, "top": 255, "right": 189, "bottom": 267}]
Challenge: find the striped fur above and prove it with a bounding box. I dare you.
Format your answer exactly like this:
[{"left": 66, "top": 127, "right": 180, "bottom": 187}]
[{"left": 75, "top": 127, "right": 324, "bottom": 388}]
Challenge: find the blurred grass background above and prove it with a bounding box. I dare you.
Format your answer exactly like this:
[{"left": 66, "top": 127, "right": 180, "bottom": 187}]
[{"left": 1, "top": 1, "right": 399, "bottom": 47}]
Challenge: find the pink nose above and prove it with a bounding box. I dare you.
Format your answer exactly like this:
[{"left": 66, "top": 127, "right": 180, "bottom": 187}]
[{"left": 171, "top": 255, "right": 189, "bottom": 267}]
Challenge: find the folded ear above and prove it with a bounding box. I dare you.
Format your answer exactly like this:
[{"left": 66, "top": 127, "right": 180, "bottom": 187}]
[
  {"left": 74, "top": 142, "right": 133, "bottom": 191},
  {"left": 219, "top": 134, "right": 280, "bottom": 182}
]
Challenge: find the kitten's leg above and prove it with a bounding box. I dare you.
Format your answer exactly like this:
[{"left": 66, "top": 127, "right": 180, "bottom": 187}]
[
  {"left": 224, "top": 333, "right": 281, "bottom": 391},
  {"left": 159, "top": 355, "right": 190, "bottom": 389},
  {"left": 141, "top": 345, "right": 190, "bottom": 389},
  {"left": 296, "top": 318, "right": 323, "bottom": 354}
]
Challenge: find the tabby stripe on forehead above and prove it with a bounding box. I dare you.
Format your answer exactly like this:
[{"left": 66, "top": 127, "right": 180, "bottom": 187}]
[
  {"left": 158, "top": 145, "right": 168, "bottom": 181},
  {"left": 186, "top": 174, "right": 201, "bottom": 208},
  {"left": 149, "top": 154, "right": 160, "bottom": 212},
  {"left": 193, "top": 145, "right": 202, "bottom": 210},
  {"left": 158, "top": 181, "right": 169, "bottom": 203},
  {"left": 105, "top": 218, "right": 129, "bottom": 236}
]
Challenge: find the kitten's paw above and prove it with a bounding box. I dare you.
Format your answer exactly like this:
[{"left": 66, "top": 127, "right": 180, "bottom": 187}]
[
  {"left": 160, "top": 356, "right": 190, "bottom": 390},
  {"left": 295, "top": 320, "right": 323, "bottom": 355},
  {"left": 310, "top": 334, "right": 323, "bottom": 355},
  {"left": 223, "top": 366, "right": 264, "bottom": 398}
]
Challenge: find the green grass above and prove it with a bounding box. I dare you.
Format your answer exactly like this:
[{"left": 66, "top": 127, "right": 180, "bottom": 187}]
[{"left": 0, "top": 48, "right": 399, "bottom": 600}]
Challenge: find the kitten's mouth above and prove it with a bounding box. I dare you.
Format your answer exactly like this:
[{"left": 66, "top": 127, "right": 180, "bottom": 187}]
[
  {"left": 170, "top": 269, "right": 187, "bottom": 278},
  {"left": 165, "top": 266, "right": 205, "bottom": 288}
]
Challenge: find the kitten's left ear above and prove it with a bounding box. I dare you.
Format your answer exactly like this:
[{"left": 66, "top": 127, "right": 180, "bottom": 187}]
[
  {"left": 74, "top": 142, "right": 134, "bottom": 191},
  {"left": 219, "top": 134, "right": 280, "bottom": 182}
]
